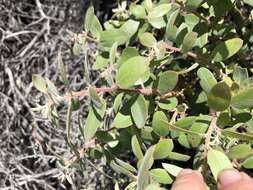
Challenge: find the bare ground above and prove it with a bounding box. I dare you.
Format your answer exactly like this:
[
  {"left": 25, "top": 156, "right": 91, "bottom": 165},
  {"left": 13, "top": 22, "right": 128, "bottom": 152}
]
[{"left": 0, "top": 0, "right": 117, "bottom": 189}]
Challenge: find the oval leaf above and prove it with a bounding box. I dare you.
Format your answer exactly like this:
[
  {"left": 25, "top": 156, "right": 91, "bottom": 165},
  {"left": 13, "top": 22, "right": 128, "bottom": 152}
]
[
  {"left": 158, "top": 71, "right": 178, "bottom": 94},
  {"left": 149, "top": 168, "right": 173, "bottom": 184},
  {"left": 207, "top": 81, "right": 232, "bottom": 111},
  {"left": 152, "top": 111, "right": 170, "bottom": 136},
  {"left": 131, "top": 95, "right": 148, "bottom": 128},
  {"left": 197, "top": 67, "right": 217, "bottom": 93},
  {"left": 139, "top": 32, "right": 157, "bottom": 47},
  {"left": 211, "top": 38, "right": 243, "bottom": 62},
  {"left": 154, "top": 139, "right": 174, "bottom": 160},
  {"left": 116, "top": 56, "right": 149, "bottom": 88},
  {"left": 207, "top": 149, "right": 233, "bottom": 181}
]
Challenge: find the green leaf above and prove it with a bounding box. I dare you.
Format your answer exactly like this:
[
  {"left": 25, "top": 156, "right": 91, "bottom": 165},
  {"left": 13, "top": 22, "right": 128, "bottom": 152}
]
[
  {"left": 148, "top": 16, "right": 166, "bottom": 29},
  {"left": 207, "top": 81, "right": 232, "bottom": 111},
  {"left": 130, "top": 4, "right": 147, "bottom": 19},
  {"left": 178, "top": 63, "right": 199, "bottom": 75},
  {"left": 188, "top": 115, "right": 211, "bottom": 147},
  {"left": 233, "top": 66, "right": 249, "bottom": 87},
  {"left": 244, "top": 0, "right": 253, "bottom": 6},
  {"left": 148, "top": 4, "right": 171, "bottom": 18},
  {"left": 32, "top": 74, "right": 47, "bottom": 93},
  {"left": 120, "top": 19, "right": 140, "bottom": 40},
  {"left": 231, "top": 88, "right": 253, "bottom": 109},
  {"left": 110, "top": 42, "right": 118, "bottom": 64},
  {"left": 211, "top": 38, "right": 243, "bottom": 62},
  {"left": 113, "top": 112, "right": 133, "bottom": 128},
  {"left": 100, "top": 29, "right": 128, "bottom": 47},
  {"left": 93, "top": 54, "right": 109, "bottom": 70},
  {"left": 89, "top": 86, "right": 102, "bottom": 109},
  {"left": 145, "top": 184, "right": 166, "bottom": 190},
  {"left": 154, "top": 139, "right": 174, "bottom": 160},
  {"left": 221, "top": 128, "right": 253, "bottom": 142},
  {"left": 165, "top": 9, "right": 179, "bottom": 42},
  {"left": 131, "top": 95, "right": 148, "bottom": 128},
  {"left": 115, "top": 158, "right": 137, "bottom": 173},
  {"left": 228, "top": 144, "right": 252, "bottom": 159},
  {"left": 181, "top": 32, "right": 197, "bottom": 53},
  {"left": 131, "top": 135, "right": 144, "bottom": 160},
  {"left": 167, "top": 152, "right": 191, "bottom": 162},
  {"left": 197, "top": 67, "right": 217, "bottom": 93},
  {"left": 110, "top": 160, "right": 136, "bottom": 178},
  {"left": 84, "top": 100, "right": 106, "bottom": 140},
  {"left": 162, "top": 163, "right": 183, "bottom": 177},
  {"left": 242, "top": 155, "right": 253, "bottom": 169},
  {"left": 143, "top": 0, "right": 153, "bottom": 12},
  {"left": 186, "top": 0, "right": 203, "bottom": 10},
  {"left": 152, "top": 111, "right": 170, "bottom": 136},
  {"left": 157, "top": 97, "right": 178, "bottom": 110},
  {"left": 71, "top": 98, "right": 80, "bottom": 111},
  {"left": 149, "top": 169, "right": 173, "bottom": 184},
  {"left": 158, "top": 71, "right": 178, "bottom": 94},
  {"left": 137, "top": 146, "right": 155, "bottom": 190},
  {"left": 119, "top": 47, "right": 139, "bottom": 67},
  {"left": 207, "top": 149, "right": 233, "bottom": 181},
  {"left": 139, "top": 32, "right": 157, "bottom": 47},
  {"left": 116, "top": 56, "right": 149, "bottom": 88},
  {"left": 84, "top": 7, "right": 102, "bottom": 39}
]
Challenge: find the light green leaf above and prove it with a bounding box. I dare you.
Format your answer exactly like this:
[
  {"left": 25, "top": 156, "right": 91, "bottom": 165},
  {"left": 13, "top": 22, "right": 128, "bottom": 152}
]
[
  {"left": 158, "top": 97, "right": 178, "bottom": 110},
  {"left": 131, "top": 95, "right": 148, "bottom": 128},
  {"left": 221, "top": 128, "right": 253, "bottom": 142},
  {"left": 158, "top": 71, "right": 178, "bottom": 94},
  {"left": 197, "top": 67, "right": 217, "bottom": 93},
  {"left": 93, "top": 54, "right": 109, "bottom": 70},
  {"left": 181, "top": 32, "right": 197, "bottom": 53},
  {"left": 110, "top": 160, "right": 136, "bottom": 178},
  {"left": 120, "top": 19, "right": 140, "bottom": 40},
  {"left": 84, "top": 6, "right": 102, "bottom": 39},
  {"left": 131, "top": 135, "right": 143, "bottom": 160},
  {"left": 244, "top": 0, "right": 253, "bottom": 6},
  {"left": 119, "top": 47, "right": 139, "bottom": 67},
  {"left": 110, "top": 42, "right": 118, "bottom": 64},
  {"left": 162, "top": 163, "right": 183, "bottom": 177},
  {"left": 167, "top": 151, "right": 191, "bottom": 162},
  {"left": 178, "top": 63, "right": 199, "bottom": 75},
  {"left": 165, "top": 9, "right": 179, "bottom": 42},
  {"left": 152, "top": 111, "right": 170, "bottom": 136},
  {"left": 139, "top": 32, "right": 157, "bottom": 47},
  {"left": 145, "top": 184, "right": 166, "bottom": 190},
  {"left": 231, "top": 87, "right": 253, "bottom": 109},
  {"left": 113, "top": 112, "right": 133, "bottom": 128},
  {"left": 89, "top": 86, "right": 102, "bottom": 109},
  {"left": 115, "top": 158, "right": 137, "bottom": 173},
  {"left": 233, "top": 66, "right": 249, "bottom": 87},
  {"left": 148, "top": 4, "right": 171, "bottom": 18},
  {"left": 149, "top": 169, "right": 173, "bottom": 184},
  {"left": 242, "top": 155, "right": 253, "bottom": 169},
  {"left": 143, "top": 0, "right": 153, "bottom": 12},
  {"left": 116, "top": 56, "right": 149, "bottom": 88},
  {"left": 100, "top": 29, "right": 128, "bottom": 47},
  {"left": 207, "top": 81, "right": 232, "bottom": 111},
  {"left": 130, "top": 4, "right": 147, "bottom": 19},
  {"left": 32, "top": 74, "right": 47, "bottom": 93},
  {"left": 211, "top": 38, "right": 243, "bottom": 62},
  {"left": 154, "top": 139, "right": 174, "bottom": 160},
  {"left": 137, "top": 146, "right": 155, "bottom": 190},
  {"left": 228, "top": 144, "right": 252, "bottom": 159},
  {"left": 207, "top": 149, "right": 233, "bottom": 181},
  {"left": 148, "top": 16, "right": 166, "bottom": 29},
  {"left": 84, "top": 100, "right": 106, "bottom": 140}
]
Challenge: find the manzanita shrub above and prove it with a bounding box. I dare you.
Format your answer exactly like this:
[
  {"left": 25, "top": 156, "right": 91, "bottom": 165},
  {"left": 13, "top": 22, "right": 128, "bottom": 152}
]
[{"left": 32, "top": 0, "right": 253, "bottom": 189}]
